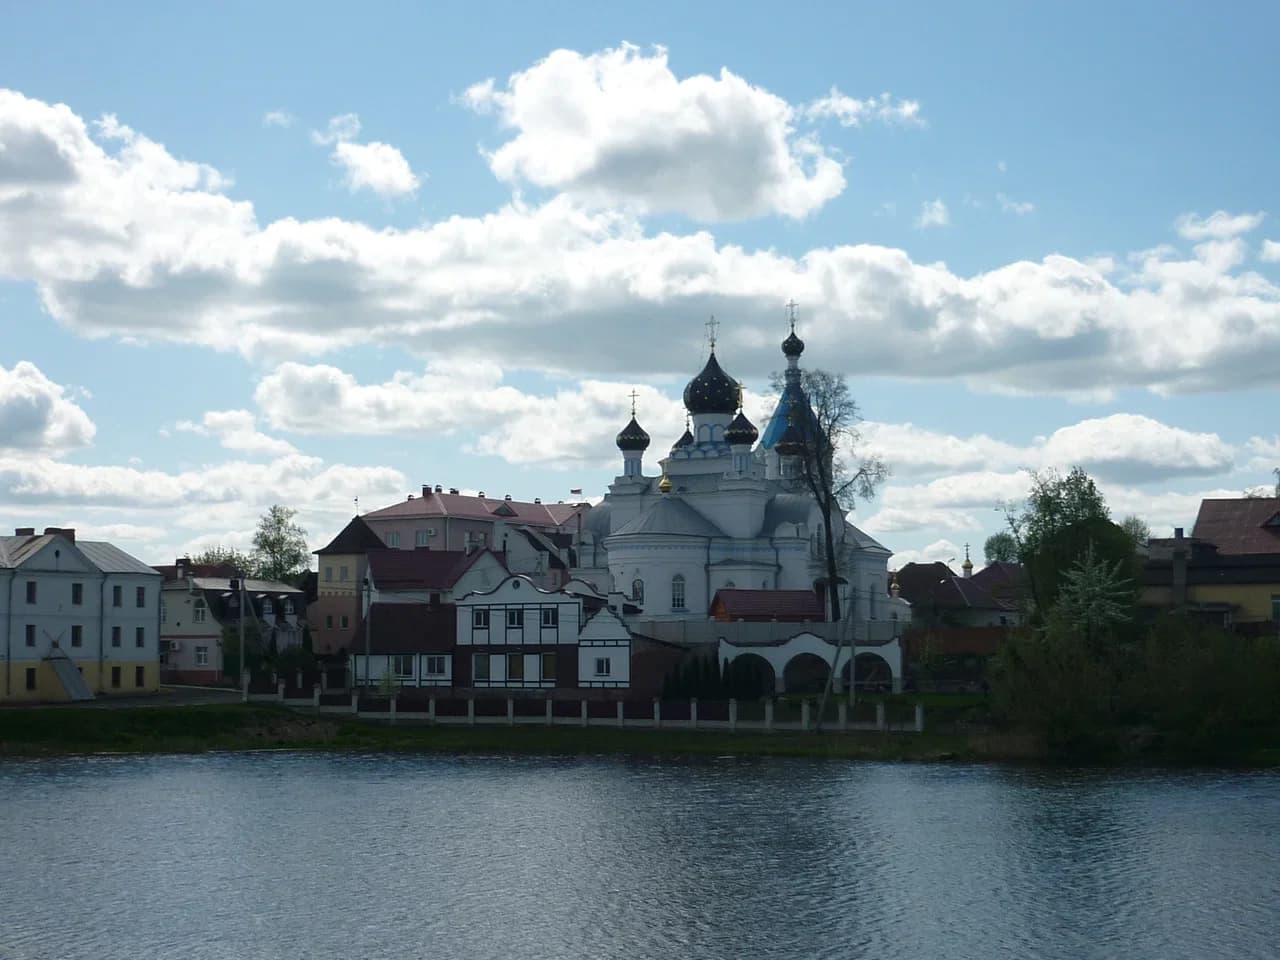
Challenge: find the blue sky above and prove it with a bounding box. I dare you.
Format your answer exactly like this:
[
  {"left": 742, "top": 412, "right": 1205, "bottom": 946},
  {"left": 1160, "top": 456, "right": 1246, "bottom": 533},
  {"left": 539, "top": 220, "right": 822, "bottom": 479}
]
[{"left": 2, "top": 0, "right": 1278, "bottom": 566}]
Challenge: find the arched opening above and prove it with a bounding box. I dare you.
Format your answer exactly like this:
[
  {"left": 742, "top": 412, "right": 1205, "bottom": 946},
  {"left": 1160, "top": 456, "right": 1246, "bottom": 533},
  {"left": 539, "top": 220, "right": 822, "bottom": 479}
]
[
  {"left": 631, "top": 579, "right": 644, "bottom": 603},
  {"left": 850, "top": 653, "right": 892, "bottom": 693},
  {"left": 671, "top": 574, "right": 686, "bottom": 611},
  {"left": 782, "top": 652, "right": 830, "bottom": 694},
  {"left": 723, "top": 653, "right": 775, "bottom": 700}
]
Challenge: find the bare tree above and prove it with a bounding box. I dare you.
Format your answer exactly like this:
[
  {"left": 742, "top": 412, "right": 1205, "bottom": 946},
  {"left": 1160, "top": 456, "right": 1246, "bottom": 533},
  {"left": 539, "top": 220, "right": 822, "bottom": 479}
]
[{"left": 776, "top": 369, "right": 888, "bottom": 623}]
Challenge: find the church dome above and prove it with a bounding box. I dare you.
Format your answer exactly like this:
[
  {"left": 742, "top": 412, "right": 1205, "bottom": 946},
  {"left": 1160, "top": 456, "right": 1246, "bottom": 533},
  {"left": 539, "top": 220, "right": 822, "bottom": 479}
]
[
  {"left": 782, "top": 329, "right": 805, "bottom": 358},
  {"left": 672, "top": 427, "right": 694, "bottom": 450},
  {"left": 774, "top": 418, "right": 807, "bottom": 458},
  {"left": 725, "top": 411, "right": 759, "bottom": 446},
  {"left": 615, "top": 417, "right": 650, "bottom": 452},
  {"left": 683, "top": 351, "right": 739, "bottom": 415}
]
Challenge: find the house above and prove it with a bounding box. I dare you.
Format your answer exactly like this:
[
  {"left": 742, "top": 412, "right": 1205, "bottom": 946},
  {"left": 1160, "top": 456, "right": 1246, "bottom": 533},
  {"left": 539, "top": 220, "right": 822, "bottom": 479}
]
[
  {"left": 157, "top": 558, "right": 305, "bottom": 683},
  {"left": 454, "top": 575, "right": 584, "bottom": 689},
  {"left": 310, "top": 515, "right": 385, "bottom": 656},
  {"left": 349, "top": 603, "right": 457, "bottom": 688},
  {"left": 1, "top": 527, "right": 162, "bottom": 702},
  {"left": 365, "top": 547, "right": 507, "bottom": 606}
]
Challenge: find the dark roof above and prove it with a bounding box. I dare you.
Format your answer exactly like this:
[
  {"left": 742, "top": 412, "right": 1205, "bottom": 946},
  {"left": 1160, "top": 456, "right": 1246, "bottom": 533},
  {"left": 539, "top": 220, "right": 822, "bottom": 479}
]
[
  {"left": 351, "top": 603, "right": 457, "bottom": 654},
  {"left": 315, "top": 515, "right": 386, "bottom": 555},
  {"left": 893, "top": 562, "right": 1013, "bottom": 611},
  {"left": 1142, "top": 552, "right": 1280, "bottom": 587},
  {"left": 366, "top": 548, "right": 502, "bottom": 592},
  {"left": 781, "top": 329, "right": 805, "bottom": 358},
  {"left": 364, "top": 491, "right": 587, "bottom": 528},
  {"left": 969, "top": 561, "right": 1027, "bottom": 601},
  {"left": 153, "top": 561, "right": 241, "bottom": 580},
  {"left": 724, "top": 411, "right": 759, "bottom": 446},
  {"left": 711, "top": 589, "right": 824, "bottom": 621},
  {"left": 616, "top": 416, "right": 651, "bottom": 452},
  {"left": 683, "top": 350, "right": 739, "bottom": 415},
  {"left": 1191, "top": 497, "right": 1280, "bottom": 555}
]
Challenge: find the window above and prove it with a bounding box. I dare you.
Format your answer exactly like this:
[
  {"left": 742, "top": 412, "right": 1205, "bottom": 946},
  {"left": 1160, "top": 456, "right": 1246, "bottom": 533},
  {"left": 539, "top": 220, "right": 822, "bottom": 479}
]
[
  {"left": 425, "top": 655, "right": 447, "bottom": 676},
  {"left": 112, "top": 585, "right": 122, "bottom": 607},
  {"left": 340, "top": 615, "right": 350, "bottom": 629},
  {"left": 386, "top": 532, "right": 401, "bottom": 548},
  {"left": 507, "top": 609, "right": 524, "bottom": 629},
  {"left": 262, "top": 599, "right": 274, "bottom": 615},
  {"left": 111, "top": 626, "right": 121, "bottom": 648},
  {"left": 195, "top": 646, "right": 209, "bottom": 666},
  {"left": 415, "top": 529, "right": 430, "bottom": 547},
  {"left": 473, "top": 653, "right": 490, "bottom": 681},
  {"left": 25, "top": 668, "right": 36, "bottom": 691},
  {"left": 671, "top": 574, "right": 686, "bottom": 611},
  {"left": 632, "top": 579, "right": 644, "bottom": 602},
  {"left": 136, "top": 586, "right": 146, "bottom": 608},
  {"left": 1273, "top": 595, "right": 1280, "bottom": 622},
  {"left": 135, "top": 666, "right": 145, "bottom": 688},
  {"left": 72, "top": 582, "right": 83, "bottom": 605},
  {"left": 25, "top": 581, "right": 36, "bottom": 603},
  {"left": 71, "top": 625, "right": 83, "bottom": 648},
  {"left": 159, "top": 597, "right": 166, "bottom": 623},
  {"left": 135, "top": 626, "right": 145, "bottom": 648},
  {"left": 473, "top": 609, "right": 490, "bottom": 629},
  {"left": 541, "top": 652, "right": 557, "bottom": 682},
  {"left": 507, "top": 653, "right": 524, "bottom": 681},
  {"left": 192, "top": 599, "right": 207, "bottom": 623},
  {"left": 595, "top": 657, "right": 611, "bottom": 677},
  {"left": 340, "top": 565, "right": 349, "bottom": 581},
  {"left": 325, "top": 614, "right": 334, "bottom": 628},
  {"left": 541, "top": 607, "right": 558, "bottom": 628},
  {"left": 392, "top": 655, "right": 414, "bottom": 678},
  {"left": 324, "top": 566, "right": 333, "bottom": 582},
  {"left": 284, "top": 598, "right": 294, "bottom": 615},
  {"left": 110, "top": 666, "right": 121, "bottom": 689},
  {"left": 25, "top": 624, "right": 35, "bottom": 647}
]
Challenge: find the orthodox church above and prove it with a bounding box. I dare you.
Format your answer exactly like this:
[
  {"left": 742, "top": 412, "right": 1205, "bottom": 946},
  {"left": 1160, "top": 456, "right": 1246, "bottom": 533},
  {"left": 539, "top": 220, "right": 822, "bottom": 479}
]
[{"left": 572, "top": 319, "right": 901, "bottom": 627}]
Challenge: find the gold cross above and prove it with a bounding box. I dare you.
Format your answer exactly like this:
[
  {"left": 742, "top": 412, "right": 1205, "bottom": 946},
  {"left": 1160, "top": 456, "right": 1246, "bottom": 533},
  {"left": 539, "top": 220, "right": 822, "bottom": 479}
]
[{"left": 785, "top": 299, "right": 799, "bottom": 330}]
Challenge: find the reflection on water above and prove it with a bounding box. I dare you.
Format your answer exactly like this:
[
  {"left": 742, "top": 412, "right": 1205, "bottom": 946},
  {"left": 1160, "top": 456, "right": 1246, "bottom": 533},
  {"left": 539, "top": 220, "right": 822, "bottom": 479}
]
[{"left": 1, "top": 754, "right": 1277, "bottom": 960}]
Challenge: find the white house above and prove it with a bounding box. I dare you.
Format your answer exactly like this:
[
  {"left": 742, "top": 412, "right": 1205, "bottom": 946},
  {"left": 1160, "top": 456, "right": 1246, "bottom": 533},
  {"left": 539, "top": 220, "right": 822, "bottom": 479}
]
[{"left": 454, "top": 575, "right": 583, "bottom": 689}]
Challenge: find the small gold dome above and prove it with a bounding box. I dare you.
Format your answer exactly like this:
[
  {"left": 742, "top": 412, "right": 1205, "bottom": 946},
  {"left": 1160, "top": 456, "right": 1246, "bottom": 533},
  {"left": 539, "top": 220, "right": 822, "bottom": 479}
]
[{"left": 658, "top": 471, "right": 673, "bottom": 494}]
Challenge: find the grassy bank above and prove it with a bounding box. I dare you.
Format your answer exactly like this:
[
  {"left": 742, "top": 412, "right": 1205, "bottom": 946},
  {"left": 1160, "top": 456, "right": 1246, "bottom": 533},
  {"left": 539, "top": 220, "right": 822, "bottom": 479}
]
[{"left": 0, "top": 703, "right": 986, "bottom": 762}]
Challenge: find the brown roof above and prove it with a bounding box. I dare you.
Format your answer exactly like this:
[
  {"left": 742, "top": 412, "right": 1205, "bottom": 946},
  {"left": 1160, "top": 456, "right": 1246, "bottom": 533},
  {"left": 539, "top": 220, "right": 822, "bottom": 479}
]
[
  {"left": 1191, "top": 497, "right": 1280, "bottom": 555},
  {"left": 366, "top": 548, "right": 504, "bottom": 592},
  {"left": 711, "top": 589, "right": 825, "bottom": 622},
  {"left": 153, "top": 561, "right": 241, "bottom": 580},
  {"left": 352, "top": 603, "right": 457, "bottom": 654},
  {"left": 364, "top": 490, "right": 588, "bottom": 528},
  {"left": 893, "top": 562, "right": 1013, "bottom": 611},
  {"left": 315, "top": 515, "right": 386, "bottom": 555}
]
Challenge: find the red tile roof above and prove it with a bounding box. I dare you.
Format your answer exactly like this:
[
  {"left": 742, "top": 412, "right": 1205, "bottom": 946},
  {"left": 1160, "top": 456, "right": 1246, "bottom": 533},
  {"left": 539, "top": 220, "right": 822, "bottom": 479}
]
[
  {"left": 352, "top": 603, "right": 457, "bottom": 654},
  {"left": 364, "top": 490, "right": 588, "bottom": 528},
  {"left": 366, "top": 548, "right": 505, "bottom": 592},
  {"left": 1191, "top": 497, "right": 1280, "bottom": 555},
  {"left": 711, "top": 589, "right": 825, "bottom": 622}
]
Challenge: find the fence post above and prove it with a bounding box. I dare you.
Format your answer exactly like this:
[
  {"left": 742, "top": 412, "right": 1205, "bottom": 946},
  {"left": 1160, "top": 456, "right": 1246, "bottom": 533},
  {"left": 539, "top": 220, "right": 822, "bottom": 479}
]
[
  {"left": 320, "top": 669, "right": 328, "bottom": 693},
  {"left": 653, "top": 698, "right": 661, "bottom": 730},
  {"left": 729, "top": 698, "right": 737, "bottom": 734},
  {"left": 351, "top": 691, "right": 360, "bottom": 715},
  {"left": 838, "top": 701, "right": 847, "bottom": 732},
  {"left": 312, "top": 683, "right": 321, "bottom": 710},
  {"left": 428, "top": 696, "right": 436, "bottom": 724},
  {"left": 691, "top": 697, "right": 698, "bottom": 730},
  {"left": 580, "top": 699, "right": 588, "bottom": 728},
  {"left": 801, "top": 699, "right": 810, "bottom": 731},
  {"left": 389, "top": 695, "right": 397, "bottom": 726},
  {"left": 277, "top": 680, "right": 286, "bottom": 702},
  {"left": 914, "top": 702, "right": 925, "bottom": 733},
  {"left": 545, "top": 698, "right": 553, "bottom": 727},
  {"left": 616, "top": 700, "right": 624, "bottom": 729},
  {"left": 765, "top": 699, "right": 774, "bottom": 732},
  {"left": 876, "top": 702, "right": 886, "bottom": 731},
  {"left": 467, "top": 696, "right": 475, "bottom": 727},
  {"left": 295, "top": 669, "right": 303, "bottom": 692},
  {"left": 242, "top": 672, "right": 249, "bottom": 703}
]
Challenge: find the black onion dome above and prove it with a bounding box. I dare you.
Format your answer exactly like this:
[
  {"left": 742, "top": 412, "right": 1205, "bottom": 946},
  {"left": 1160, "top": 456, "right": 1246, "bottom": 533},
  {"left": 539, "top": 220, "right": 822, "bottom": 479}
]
[
  {"left": 725, "top": 411, "right": 759, "bottom": 446},
  {"left": 774, "top": 419, "right": 807, "bottom": 458},
  {"left": 615, "top": 416, "right": 650, "bottom": 452},
  {"left": 782, "top": 329, "right": 805, "bottom": 357},
  {"left": 673, "top": 427, "right": 694, "bottom": 449},
  {"left": 683, "top": 351, "right": 739, "bottom": 415}
]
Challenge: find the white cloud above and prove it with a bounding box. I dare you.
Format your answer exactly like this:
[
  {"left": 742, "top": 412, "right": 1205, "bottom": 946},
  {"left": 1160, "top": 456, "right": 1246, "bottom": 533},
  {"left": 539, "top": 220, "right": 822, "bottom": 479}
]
[
  {"left": 174, "top": 409, "right": 298, "bottom": 457},
  {"left": 461, "top": 43, "right": 845, "bottom": 221},
  {"left": 1175, "top": 210, "right": 1265, "bottom": 241},
  {"left": 996, "top": 192, "right": 1034, "bottom": 216},
  {"left": 262, "top": 110, "right": 295, "bottom": 128},
  {"left": 915, "top": 198, "right": 949, "bottom": 229},
  {"left": 803, "top": 88, "right": 923, "bottom": 127},
  {"left": 889, "top": 538, "right": 965, "bottom": 569},
  {"left": 311, "top": 113, "right": 361, "bottom": 145},
  {"left": 1038, "top": 414, "right": 1233, "bottom": 482},
  {"left": 1261, "top": 239, "right": 1280, "bottom": 262},
  {"left": 332, "top": 140, "right": 420, "bottom": 196},
  {"left": 0, "top": 361, "right": 96, "bottom": 454}
]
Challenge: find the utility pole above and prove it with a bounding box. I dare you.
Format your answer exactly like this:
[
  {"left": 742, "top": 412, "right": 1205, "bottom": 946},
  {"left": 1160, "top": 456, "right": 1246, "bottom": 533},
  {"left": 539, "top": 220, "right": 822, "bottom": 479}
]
[
  {"left": 363, "top": 575, "right": 372, "bottom": 688},
  {"left": 234, "top": 573, "right": 246, "bottom": 695}
]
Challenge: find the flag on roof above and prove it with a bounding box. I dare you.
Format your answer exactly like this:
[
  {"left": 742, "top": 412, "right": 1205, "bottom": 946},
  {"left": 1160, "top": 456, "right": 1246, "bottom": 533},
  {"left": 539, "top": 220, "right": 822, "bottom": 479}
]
[{"left": 569, "top": 488, "right": 583, "bottom": 495}]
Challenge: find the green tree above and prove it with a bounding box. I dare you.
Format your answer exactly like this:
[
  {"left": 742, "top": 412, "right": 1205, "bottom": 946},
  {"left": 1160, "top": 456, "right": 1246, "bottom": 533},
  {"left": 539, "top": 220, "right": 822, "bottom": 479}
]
[
  {"left": 190, "top": 545, "right": 254, "bottom": 573},
  {"left": 1119, "top": 515, "right": 1151, "bottom": 546},
  {"left": 251, "top": 505, "right": 310, "bottom": 584},
  {"left": 1051, "top": 543, "right": 1133, "bottom": 648},
  {"left": 983, "top": 532, "right": 1018, "bottom": 564}
]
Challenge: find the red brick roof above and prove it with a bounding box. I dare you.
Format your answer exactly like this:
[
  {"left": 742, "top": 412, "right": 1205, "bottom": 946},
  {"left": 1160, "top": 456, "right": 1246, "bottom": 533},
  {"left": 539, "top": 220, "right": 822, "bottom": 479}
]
[
  {"left": 1191, "top": 497, "right": 1280, "bottom": 555},
  {"left": 366, "top": 548, "right": 504, "bottom": 591},
  {"left": 352, "top": 603, "right": 457, "bottom": 654},
  {"left": 711, "top": 589, "right": 825, "bottom": 622},
  {"left": 364, "top": 490, "right": 587, "bottom": 528}
]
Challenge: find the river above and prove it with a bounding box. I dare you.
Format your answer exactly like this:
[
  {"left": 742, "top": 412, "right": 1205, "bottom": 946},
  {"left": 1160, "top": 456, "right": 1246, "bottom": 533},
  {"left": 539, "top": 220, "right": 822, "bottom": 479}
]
[{"left": 1, "top": 753, "right": 1277, "bottom": 959}]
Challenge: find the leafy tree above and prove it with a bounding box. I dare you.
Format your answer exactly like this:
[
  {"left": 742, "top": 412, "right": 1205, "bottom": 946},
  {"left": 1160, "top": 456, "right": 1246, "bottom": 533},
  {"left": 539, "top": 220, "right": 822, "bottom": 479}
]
[
  {"left": 190, "top": 545, "right": 254, "bottom": 573},
  {"left": 983, "top": 532, "right": 1018, "bottom": 564},
  {"left": 1119, "top": 515, "right": 1151, "bottom": 546},
  {"left": 775, "top": 368, "right": 888, "bottom": 623},
  {"left": 251, "top": 504, "right": 310, "bottom": 584},
  {"left": 1051, "top": 543, "right": 1133, "bottom": 649}
]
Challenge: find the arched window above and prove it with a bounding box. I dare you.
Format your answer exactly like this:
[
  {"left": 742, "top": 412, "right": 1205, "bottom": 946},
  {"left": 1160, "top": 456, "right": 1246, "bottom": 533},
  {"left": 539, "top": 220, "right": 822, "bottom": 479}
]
[
  {"left": 671, "top": 574, "right": 686, "bottom": 611},
  {"left": 632, "top": 579, "right": 645, "bottom": 603}
]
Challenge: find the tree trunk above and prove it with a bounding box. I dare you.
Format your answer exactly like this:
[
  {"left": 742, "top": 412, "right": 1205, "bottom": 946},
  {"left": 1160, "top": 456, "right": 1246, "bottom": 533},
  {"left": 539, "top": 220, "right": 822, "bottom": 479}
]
[{"left": 821, "top": 505, "right": 841, "bottom": 623}]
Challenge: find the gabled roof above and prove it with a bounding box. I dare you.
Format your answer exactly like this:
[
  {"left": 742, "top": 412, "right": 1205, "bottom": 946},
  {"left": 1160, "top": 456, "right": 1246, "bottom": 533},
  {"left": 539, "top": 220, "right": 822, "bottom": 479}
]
[
  {"left": 893, "top": 562, "right": 1014, "bottom": 611},
  {"left": 0, "top": 534, "right": 56, "bottom": 568},
  {"left": 1191, "top": 497, "right": 1280, "bottom": 555},
  {"left": 366, "top": 548, "right": 504, "bottom": 592},
  {"left": 711, "top": 589, "right": 825, "bottom": 622},
  {"left": 364, "top": 490, "right": 587, "bottom": 528},
  {"left": 153, "top": 561, "right": 241, "bottom": 580},
  {"left": 352, "top": 603, "right": 457, "bottom": 654},
  {"left": 315, "top": 515, "right": 386, "bottom": 555},
  {"left": 75, "top": 541, "right": 161, "bottom": 576},
  {"left": 610, "top": 497, "right": 725, "bottom": 539}
]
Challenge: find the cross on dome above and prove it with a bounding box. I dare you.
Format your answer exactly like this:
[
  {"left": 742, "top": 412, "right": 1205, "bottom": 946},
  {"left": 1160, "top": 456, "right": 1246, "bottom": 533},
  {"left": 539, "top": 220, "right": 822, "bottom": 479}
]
[
  {"left": 706, "top": 315, "right": 719, "bottom": 350},
  {"left": 628, "top": 388, "right": 639, "bottom": 417}
]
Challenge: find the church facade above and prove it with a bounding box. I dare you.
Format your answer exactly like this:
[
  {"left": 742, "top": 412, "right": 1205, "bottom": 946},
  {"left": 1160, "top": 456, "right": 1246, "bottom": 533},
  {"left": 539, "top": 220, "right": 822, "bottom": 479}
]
[{"left": 571, "top": 321, "right": 908, "bottom": 633}]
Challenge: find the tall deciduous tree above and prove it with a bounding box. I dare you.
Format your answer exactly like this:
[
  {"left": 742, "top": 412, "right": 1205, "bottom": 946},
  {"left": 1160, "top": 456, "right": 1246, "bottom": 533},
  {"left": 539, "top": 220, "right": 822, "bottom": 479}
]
[
  {"left": 1119, "top": 515, "right": 1151, "bottom": 546},
  {"left": 777, "top": 369, "right": 888, "bottom": 623},
  {"left": 251, "top": 505, "right": 310, "bottom": 584},
  {"left": 190, "top": 545, "right": 254, "bottom": 573},
  {"left": 984, "top": 532, "right": 1018, "bottom": 564}
]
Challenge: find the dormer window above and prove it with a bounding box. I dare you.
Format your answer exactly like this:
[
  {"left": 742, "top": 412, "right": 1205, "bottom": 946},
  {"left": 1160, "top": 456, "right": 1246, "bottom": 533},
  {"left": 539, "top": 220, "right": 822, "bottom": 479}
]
[{"left": 494, "top": 502, "right": 517, "bottom": 517}]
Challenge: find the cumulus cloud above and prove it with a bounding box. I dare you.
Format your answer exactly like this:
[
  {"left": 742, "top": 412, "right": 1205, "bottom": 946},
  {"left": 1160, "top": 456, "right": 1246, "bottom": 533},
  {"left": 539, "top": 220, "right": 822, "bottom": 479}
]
[
  {"left": 915, "top": 198, "right": 949, "bottom": 229},
  {"left": 262, "top": 110, "right": 295, "bottom": 128},
  {"left": 4, "top": 88, "right": 1280, "bottom": 396},
  {"left": 461, "top": 43, "right": 845, "bottom": 221},
  {"left": 1175, "top": 210, "right": 1264, "bottom": 241},
  {"left": 1261, "top": 239, "right": 1280, "bottom": 262},
  {"left": 1038, "top": 414, "right": 1233, "bottom": 483},
  {"left": 311, "top": 112, "right": 420, "bottom": 196},
  {"left": 889, "top": 538, "right": 966, "bottom": 569},
  {"left": 0, "top": 361, "right": 96, "bottom": 454},
  {"left": 175, "top": 409, "right": 298, "bottom": 457},
  {"left": 802, "top": 89, "right": 922, "bottom": 127},
  {"left": 996, "top": 192, "right": 1034, "bottom": 216}
]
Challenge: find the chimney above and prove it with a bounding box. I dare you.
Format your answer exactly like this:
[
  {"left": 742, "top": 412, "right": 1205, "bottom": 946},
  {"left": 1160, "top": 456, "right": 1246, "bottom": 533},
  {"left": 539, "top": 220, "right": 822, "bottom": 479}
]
[
  {"left": 422, "top": 485, "right": 430, "bottom": 499},
  {"left": 505, "top": 494, "right": 513, "bottom": 501},
  {"left": 1171, "top": 530, "right": 1188, "bottom": 607},
  {"left": 407, "top": 494, "right": 414, "bottom": 500},
  {"left": 15, "top": 527, "right": 35, "bottom": 536},
  {"left": 448, "top": 488, "right": 458, "bottom": 495},
  {"left": 478, "top": 491, "right": 485, "bottom": 499},
  {"left": 175, "top": 556, "right": 189, "bottom": 581},
  {"left": 534, "top": 497, "right": 541, "bottom": 504}
]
